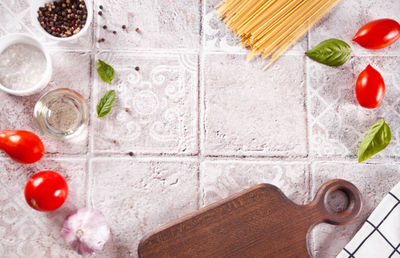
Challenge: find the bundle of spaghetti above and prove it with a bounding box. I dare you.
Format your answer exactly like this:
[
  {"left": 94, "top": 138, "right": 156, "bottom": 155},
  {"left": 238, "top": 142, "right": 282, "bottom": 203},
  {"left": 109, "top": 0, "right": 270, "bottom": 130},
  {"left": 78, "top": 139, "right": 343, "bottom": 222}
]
[{"left": 216, "top": 0, "right": 341, "bottom": 69}]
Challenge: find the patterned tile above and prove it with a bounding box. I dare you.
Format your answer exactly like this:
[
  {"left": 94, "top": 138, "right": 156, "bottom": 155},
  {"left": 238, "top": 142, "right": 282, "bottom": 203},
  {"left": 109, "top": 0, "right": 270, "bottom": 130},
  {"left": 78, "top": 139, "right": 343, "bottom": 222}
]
[
  {"left": 309, "top": 0, "right": 400, "bottom": 56},
  {"left": 90, "top": 158, "right": 199, "bottom": 257},
  {"left": 308, "top": 56, "right": 400, "bottom": 159},
  {"left": 200, "top": 160, "right": 310, "bottom": 206},
  {"left": 92, "top": 52, "right": 198, "bottom": 155},
  {"left": 95, "top": 0, "right": 200, "bottom": 50},
  {"left": 310, "top": 162, "right": 400, "bottom": 258},
  {"left": 203, "top": 0, "right": 308, "bottom": 53},
  {"left": 203, "top": 54, "right": 307, "bottom": 156},
  {"left": 0, "top": 51, "right": 91, "bottom": 154},
  {"left": 0, "top": 158, "right": 87, "bottom": 258}
]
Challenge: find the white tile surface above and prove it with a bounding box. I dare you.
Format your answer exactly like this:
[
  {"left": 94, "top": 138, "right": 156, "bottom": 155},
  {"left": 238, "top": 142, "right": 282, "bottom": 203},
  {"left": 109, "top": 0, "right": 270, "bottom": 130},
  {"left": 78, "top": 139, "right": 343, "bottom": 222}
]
[
  {"left": 203, "top": 54, "right": 307, "bottom": 157},
  {"left": 89, "top": 158, "right": 199, "bottom": 257},
  {"left": 95, "top": 0, "right": 200, "bottom": 50},
  {"left": 1, "top": 0, "right": 400, "bottom": 257},
  {"left": 200, "top": 160, "right": 310, "bottom": 206}
]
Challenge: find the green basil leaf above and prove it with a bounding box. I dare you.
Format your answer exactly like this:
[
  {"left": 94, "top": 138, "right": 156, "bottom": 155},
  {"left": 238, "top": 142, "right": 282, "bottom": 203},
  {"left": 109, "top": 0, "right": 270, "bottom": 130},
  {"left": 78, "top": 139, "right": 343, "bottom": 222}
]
[
  {"left": 306, "top": 39, "right": 352, "bottom": 66},
  {"left": 358, "top": 118, "right": 391, "bottom": 163},
  {"left": 97, "top": 59, "right": 115, "bottom": 84},
  {"left": 97, "top": 90, "right": 116, "bottom": 117}
]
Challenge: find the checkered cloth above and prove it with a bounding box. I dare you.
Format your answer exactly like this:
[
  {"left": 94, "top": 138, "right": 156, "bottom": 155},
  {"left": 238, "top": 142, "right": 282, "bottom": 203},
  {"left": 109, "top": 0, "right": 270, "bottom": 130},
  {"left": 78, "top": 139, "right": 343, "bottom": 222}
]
[{"left": 337, "top": 182, "right": 400, "bottom": 258}]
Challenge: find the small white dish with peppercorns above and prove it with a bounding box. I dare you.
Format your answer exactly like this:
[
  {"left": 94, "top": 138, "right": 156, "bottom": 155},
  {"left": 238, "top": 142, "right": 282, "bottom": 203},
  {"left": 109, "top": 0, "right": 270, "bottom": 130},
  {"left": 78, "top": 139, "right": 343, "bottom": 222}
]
[{"left": 30, "top": 0, "right": 93, "bottom": 41}]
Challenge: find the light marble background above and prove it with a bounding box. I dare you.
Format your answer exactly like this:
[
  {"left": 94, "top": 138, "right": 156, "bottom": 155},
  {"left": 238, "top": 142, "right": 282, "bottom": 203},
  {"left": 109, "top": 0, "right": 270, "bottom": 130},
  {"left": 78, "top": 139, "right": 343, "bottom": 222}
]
[{"left": 0, "top": 0, "right": 400, "bottom": 257}]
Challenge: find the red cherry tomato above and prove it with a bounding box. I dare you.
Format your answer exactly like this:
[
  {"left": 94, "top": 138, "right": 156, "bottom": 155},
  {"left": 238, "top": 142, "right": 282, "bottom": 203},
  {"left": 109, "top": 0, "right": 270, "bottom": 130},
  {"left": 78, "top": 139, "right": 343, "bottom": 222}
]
[
  {"left": 0, "top": 130, "right": 44, "bottom": 164},
  {"left": 356, "top": 65, "right": 385, "bottom": 109},
  {"left": 353, "top": 19, "right": 400, "bottom": 49},
  {"left": 25, "top": 171, "right": 68, "bottom": 212}
]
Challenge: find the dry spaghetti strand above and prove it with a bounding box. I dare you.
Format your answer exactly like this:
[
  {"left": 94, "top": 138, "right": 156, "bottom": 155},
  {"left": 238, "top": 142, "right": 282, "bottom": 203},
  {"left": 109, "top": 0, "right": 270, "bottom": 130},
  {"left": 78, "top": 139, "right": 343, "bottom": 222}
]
[{"left": 217, "top": 0, "right": 341, "bottom": 68}]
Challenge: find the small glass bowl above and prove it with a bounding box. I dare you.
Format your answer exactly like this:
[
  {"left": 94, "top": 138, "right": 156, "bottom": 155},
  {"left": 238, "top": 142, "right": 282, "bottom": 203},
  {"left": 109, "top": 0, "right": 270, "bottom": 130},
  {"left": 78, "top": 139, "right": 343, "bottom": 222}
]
[{"left": 34, "top": 88, "right": 89, "bottom": 139}]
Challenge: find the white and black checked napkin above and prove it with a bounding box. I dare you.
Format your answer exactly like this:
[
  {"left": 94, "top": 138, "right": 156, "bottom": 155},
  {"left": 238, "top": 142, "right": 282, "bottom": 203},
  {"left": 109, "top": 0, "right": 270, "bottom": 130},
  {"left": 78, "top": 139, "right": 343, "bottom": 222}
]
[{"left": 337, "top": 182, "right": 400, "bottom": 258}]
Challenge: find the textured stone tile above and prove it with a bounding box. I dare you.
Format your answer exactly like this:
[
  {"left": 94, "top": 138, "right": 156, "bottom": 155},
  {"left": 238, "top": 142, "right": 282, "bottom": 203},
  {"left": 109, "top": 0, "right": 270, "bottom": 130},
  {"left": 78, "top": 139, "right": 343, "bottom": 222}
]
[
  {"left": 203, "top": 0, "right": 307, "bottom": 53},
  {"left": 90, "top": 158, "right": 199, "bottom": 257},
  {"left": 0, "top": 158, "right": 87, "bottom": 258},
  {"left": 1, "top": 0, "right": 30, "bottom": 14},
  {"left": 308, "top": 56, "right": 400, "bottom": 159},
  {"left": 309, "top": 0, "right": 400, "bottom": 56},
  {"left": 93, "top": 52, "right": 198, "bottom": 155},
  {"left": 200, "top": 160, "right": 310, "bottom": 206},
  {"left": 203, "top": 54, "right": 307, "bottom": 156},
  {"left": 0, "top": 2, "right": 29, "bottom": 37},
  {"left": 310, "top": 162, "right": 400, "bottom": 258},
  {"left": 0, "top": 51, "right": 91, "bottom": 155},
  {"left": 95, "top": 0, "right": 199, "bottom": 50}
]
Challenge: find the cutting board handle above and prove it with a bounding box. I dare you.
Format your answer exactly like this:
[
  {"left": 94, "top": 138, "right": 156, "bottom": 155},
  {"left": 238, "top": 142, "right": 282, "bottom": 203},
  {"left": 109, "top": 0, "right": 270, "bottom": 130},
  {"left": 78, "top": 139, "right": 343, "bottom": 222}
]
[{"left": 310, "top": 179, "right": 362, "bottom": 225}]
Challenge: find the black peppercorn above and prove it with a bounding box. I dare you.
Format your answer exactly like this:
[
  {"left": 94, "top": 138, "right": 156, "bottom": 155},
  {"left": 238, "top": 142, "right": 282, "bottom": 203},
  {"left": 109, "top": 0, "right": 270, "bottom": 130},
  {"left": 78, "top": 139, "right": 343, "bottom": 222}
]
[
  {"left": 99, "top": 5, "right": 103, "bottom": 9},
  {"left": 135, "top": 66, "right": 140, "bottom": 71},
  {"left": 98, "top": 11, "right": 102, "bottom": 16},
  {"left": 113, "top": 31, "right": 117, "bottom": 34},
  {"left": 37, "top": 0, "right": 88, "bottom": 38},
  {"left": 122, "top": 25, "right": 126, "bottom": 29},
  {"left": 103, "top": 25, "right": 107, "bottom": 29}
]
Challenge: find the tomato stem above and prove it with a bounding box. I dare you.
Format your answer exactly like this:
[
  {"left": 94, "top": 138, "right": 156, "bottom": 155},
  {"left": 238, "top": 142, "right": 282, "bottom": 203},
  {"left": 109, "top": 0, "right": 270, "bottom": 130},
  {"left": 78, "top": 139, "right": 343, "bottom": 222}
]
[
  {"left": 30, "top": 198, "right": 39, "bottom": 210},
  {"left": 76, "top": 229, "right": 84, "bottom": 239}
]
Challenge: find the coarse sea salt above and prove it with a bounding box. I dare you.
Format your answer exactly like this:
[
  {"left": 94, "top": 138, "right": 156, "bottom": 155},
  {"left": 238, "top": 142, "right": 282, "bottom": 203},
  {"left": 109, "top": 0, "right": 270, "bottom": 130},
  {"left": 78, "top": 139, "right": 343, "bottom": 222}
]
[{"left": 0, "top": 43, "right": 46, "bottom": 91}]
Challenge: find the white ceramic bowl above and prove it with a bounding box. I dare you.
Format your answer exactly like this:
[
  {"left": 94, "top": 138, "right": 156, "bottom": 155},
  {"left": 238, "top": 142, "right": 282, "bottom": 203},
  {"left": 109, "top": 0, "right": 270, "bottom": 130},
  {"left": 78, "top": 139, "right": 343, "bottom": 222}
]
[
  {"left": 0, "top": 33, "right": 52, "bottom": 96},
  {"left": 30, "top": 0, "right": 93, "bottom": 41}
]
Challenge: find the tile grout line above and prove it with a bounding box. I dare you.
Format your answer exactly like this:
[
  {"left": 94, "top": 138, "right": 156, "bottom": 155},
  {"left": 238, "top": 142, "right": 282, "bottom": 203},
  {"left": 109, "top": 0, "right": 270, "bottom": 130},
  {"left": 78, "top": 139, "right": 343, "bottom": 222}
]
[
  {"left": 306, "top": 30, "right": 317, "bottom": 231},
  {"left": 197, "top": 0, "right": 207, "bottom": 209},
  {"left": 1, "top": 3, "right": 37, "bottom": 37},
  {"left": 22, "top": 43, "right": 400, "bottom": 58},
  {"left": 306, "top": 29, "right": 313, "bottom": 201},
  {"left": 307, "top": 29, "right": 316, "bottom": 257},
  {"left": 305, "top": 31, "right": 311, "bottom": 159},
  {"left": 199, "top": 161, "right": 205, "bottom": 208},
  {"left": 86, "top": 0, "right": 97, "bottom": 209},
  {"left": 3, "top": 154, "right": 400, "bottom": 166},
  {"left": 24, "top": 152, "right": 400, "bottom": 164}
]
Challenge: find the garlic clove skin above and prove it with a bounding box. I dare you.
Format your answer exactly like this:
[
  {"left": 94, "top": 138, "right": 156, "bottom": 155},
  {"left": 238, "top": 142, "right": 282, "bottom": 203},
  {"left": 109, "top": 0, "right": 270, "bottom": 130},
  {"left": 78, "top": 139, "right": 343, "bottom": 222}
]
[{"left": 61, "top": 208, "right": 111, "bottom": 255}]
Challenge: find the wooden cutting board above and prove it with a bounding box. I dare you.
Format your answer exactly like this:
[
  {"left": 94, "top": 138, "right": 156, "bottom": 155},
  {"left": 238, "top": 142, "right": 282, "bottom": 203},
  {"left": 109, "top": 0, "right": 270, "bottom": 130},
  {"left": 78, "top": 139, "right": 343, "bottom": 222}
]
[{"left": 138, "top": 179, "right": 362, "bottom": 258}]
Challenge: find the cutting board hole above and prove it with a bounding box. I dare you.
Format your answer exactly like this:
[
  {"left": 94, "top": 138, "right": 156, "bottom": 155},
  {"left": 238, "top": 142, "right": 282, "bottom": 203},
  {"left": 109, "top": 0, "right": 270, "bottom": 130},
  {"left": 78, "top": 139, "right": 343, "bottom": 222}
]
[{"left": 324, "top": 189, "right": 350, "bottom": 214}]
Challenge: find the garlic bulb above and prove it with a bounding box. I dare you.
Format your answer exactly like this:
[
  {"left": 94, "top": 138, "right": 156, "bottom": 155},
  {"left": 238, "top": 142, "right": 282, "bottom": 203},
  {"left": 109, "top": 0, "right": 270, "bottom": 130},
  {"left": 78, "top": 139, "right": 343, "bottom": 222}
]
[{"left": 61, "top": 208, "right": 111, "bottom": 255}]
